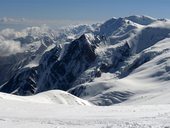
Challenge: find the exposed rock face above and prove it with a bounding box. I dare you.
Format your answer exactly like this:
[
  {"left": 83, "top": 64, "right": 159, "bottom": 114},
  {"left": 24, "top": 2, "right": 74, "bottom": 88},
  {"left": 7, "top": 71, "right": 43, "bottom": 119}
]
[
  {"left": 0, "top": 34, "right": 99, "bottom": 95},
  {"left": 36, "top": 34, "right": 98, "bottom": 93}
]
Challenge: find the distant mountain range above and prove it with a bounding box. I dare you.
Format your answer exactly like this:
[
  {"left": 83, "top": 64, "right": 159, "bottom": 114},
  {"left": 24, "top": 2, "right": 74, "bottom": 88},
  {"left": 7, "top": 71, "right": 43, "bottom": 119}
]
[{"left": 0, "top": 15, "right": 170, "bottom": 106}]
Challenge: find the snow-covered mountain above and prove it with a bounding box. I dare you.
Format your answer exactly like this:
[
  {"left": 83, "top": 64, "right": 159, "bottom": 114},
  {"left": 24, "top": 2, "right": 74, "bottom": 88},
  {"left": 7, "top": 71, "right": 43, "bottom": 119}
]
[
  {"left": 1, "top": 15, "right": 170, "bottom": 106},
  {"left": 0, "top": 24, "right": 96, "bottom": 86},
  {"left": 0, "top": 33, "right": 55, "bottom": 85}
]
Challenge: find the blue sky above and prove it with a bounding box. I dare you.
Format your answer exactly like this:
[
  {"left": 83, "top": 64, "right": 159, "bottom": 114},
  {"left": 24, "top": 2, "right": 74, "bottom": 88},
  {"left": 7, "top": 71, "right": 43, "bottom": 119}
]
[
  {"left": 0, "top": 0, "right": 170, "bottom": 27},
  {"left": 1, "top": 0, "right": 170, "bottom": 20}
]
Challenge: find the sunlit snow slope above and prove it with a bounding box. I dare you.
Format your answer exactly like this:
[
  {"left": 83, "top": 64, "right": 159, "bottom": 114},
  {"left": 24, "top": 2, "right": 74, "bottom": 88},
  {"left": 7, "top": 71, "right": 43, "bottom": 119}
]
[
  {"left": 0, "top": 94, "right": 170, "bottom": 128},
  {"left": 0, "top": 90, "right": 91, "bottom": 105}
]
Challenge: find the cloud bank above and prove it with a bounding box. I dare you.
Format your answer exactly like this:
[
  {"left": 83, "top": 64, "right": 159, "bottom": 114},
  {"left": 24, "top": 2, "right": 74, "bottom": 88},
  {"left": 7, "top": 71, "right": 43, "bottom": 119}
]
[
  {"left": 0, "top": 40, "right": 23, "bottom": 56},
  {"left": 0, "top": 25, "right": 55, "bottom": 56}
]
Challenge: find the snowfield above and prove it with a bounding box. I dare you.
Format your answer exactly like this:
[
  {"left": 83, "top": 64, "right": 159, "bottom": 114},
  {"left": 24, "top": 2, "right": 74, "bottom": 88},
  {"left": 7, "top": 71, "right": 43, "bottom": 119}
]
[{"left": 0, "top": 91, "right": 170, "bottom": 128}]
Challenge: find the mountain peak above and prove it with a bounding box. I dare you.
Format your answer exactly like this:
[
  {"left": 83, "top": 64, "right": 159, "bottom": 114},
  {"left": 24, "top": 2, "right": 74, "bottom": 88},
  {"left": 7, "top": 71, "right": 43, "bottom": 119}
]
[
  {"left": 125, "top": 15, "right": 156, "bottom": 25},
  {"left": 98, "top": 17, "right": 140, "bottom": 37}
]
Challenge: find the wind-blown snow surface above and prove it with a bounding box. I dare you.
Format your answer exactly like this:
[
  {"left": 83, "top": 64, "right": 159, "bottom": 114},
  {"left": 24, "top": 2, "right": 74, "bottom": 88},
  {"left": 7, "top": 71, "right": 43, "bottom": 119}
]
[{"left": 0, "top": 92, "right": 170, "bottom": 128}]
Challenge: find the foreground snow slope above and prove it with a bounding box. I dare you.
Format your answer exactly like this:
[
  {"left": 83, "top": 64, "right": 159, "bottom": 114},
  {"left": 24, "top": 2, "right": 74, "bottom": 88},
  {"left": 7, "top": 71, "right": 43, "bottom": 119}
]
[
  {"left": 1, "top": 89, "right": 170, "bottom": 128},
  {"left": 0, "top": 95, "right": 170, "bottom": 128},
  {"left": 0, "top": 90, "right": 91, "bottom": 105}
]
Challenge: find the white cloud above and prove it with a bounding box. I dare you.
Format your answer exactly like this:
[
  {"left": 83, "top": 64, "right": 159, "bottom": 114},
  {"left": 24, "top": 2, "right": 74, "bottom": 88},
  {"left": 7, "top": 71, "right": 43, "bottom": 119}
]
[
  {"left": 149, "top": 20, "right": 170, "bottom": 28},
  {"left": 0, "top": 25, "right": 52, "bottom": 40},
  {"left": 0, "top": 28, "right": 26, "bottom": 57},
  {"left": 0, "top": 25, "right": 54, "bottom": 56},
  {"left": 0, "top": 40, "right": 23, "bottom": 56},
  {"left": 0, "top": 28, "right": 25, "bottom": 40}
]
